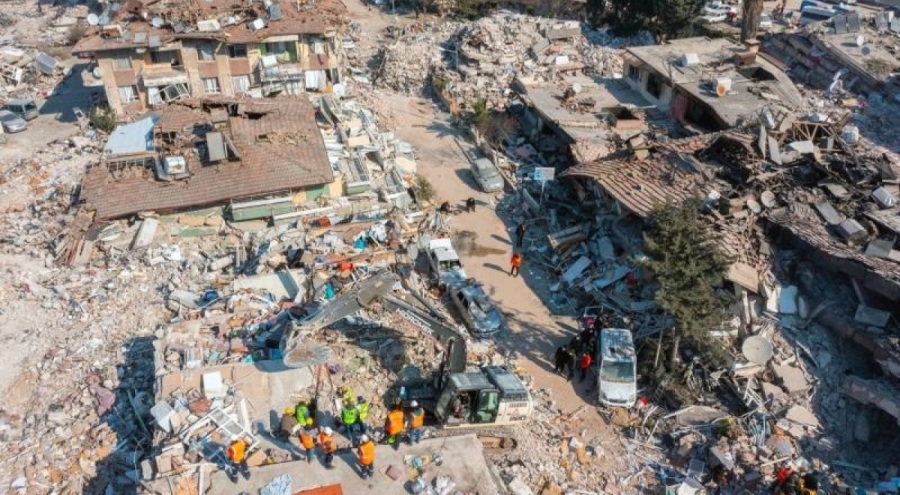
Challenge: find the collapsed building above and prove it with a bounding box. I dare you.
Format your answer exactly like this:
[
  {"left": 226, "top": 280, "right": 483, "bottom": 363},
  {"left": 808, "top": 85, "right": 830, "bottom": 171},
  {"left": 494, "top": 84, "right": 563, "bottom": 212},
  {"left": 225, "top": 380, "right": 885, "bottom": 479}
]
[{"left": 72, "top": 0, "right": 348, "bottom": 117}]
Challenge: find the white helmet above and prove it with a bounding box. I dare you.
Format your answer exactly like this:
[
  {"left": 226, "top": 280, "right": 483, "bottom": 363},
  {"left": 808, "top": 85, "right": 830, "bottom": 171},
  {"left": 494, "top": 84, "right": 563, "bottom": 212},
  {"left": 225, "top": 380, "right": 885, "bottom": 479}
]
[
  {"left": 359, "top": 434, "right": 370, "bottom": 443},
  {"left": 410, "top": 400, "right": 419, "bottom": 408},
  {"left": 323, "top": 426, "right": 333, "bottom": 435}
]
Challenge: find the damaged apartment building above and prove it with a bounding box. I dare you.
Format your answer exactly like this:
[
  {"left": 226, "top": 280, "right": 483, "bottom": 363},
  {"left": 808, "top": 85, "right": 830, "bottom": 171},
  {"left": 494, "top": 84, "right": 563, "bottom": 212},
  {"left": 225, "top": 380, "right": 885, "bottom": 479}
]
[
  {"left": 512, "top": 37, "right": 803, "bottom": 163},
  {"left": 72, "top": 0, "right": 347, "bottom": 117},
  {"left": 79, "top": 97, "right": 341, "bottom": 223}
]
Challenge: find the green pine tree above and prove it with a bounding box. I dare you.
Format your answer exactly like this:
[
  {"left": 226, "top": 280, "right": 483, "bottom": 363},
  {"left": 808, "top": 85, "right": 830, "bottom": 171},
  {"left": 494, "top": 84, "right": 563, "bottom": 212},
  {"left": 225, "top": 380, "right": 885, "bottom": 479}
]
[{"left": 640, "top": 199, "right": 733, "bottom": 368}]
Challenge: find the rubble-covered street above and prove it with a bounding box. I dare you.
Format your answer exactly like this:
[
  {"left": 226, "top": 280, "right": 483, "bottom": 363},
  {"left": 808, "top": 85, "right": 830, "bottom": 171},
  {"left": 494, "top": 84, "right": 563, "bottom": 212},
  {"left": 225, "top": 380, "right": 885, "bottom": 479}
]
[{"left": 2, "top": 0, "right": 900, "bottom": 492}]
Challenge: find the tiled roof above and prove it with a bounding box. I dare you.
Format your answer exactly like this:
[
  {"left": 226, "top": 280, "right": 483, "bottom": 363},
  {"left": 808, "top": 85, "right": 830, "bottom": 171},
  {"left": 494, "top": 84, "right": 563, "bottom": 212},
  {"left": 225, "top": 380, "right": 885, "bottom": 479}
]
[{"left": 82, "top": 98, "right": 334, "bottom": 220}]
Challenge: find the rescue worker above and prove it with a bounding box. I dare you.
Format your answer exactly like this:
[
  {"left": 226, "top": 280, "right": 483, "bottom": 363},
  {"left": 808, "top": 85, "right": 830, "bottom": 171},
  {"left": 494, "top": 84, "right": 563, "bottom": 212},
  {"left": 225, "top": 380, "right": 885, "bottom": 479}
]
[
  {"left": 356, "top": 434, "right": 376, "bottom": 479},
  {"left": 564, "top": 344, "right": 577, "bottom": 380},
  {"left": 295, "top": 400, "right": 311, "bottom": 426},
  {"left": 385, "top": 403, "right": 405, "bottom": 449},
  {"left": 801, "top": 472, "right": 818, "bottom": 495},
  {"left": 298, "top": 424, "right": 317, "bottom": 463},
  {"left": 318, "top": 426, "right": 337, "bottom": 469},
  {"left": 278, "top": 406, "right": 298, "bottom": 440},
  {"left": 407, "top": 400, "right": 425, "bottom": 445},
  {"left": 439, "top": 201, "right": 452, "bottom": 214},
  {"left": 578, "top": 351, "right": 592, "bottom": 382},
  {"left": 226, "top": 438, "right": 251, "bottom": 482},
  {"left": 466, "top": 197, "right": 476, "bottom": 213},
  {"left": 553, "top": 345, "right": 566, "bottom": 374},
  {"left": 355, "top": 396, "right": 370, "bottom": 434},
  {"left": 509, "top": 252, "right": 523, "bottom": 277},
  {"left": 340, "top": 399, "right": 359, "bottom": 440},
  {"left": 338, "top": 385, "right": 355, "bottom": 405},
  {"left": 515, "top": 222, "right": 527, "bottom": 247}
]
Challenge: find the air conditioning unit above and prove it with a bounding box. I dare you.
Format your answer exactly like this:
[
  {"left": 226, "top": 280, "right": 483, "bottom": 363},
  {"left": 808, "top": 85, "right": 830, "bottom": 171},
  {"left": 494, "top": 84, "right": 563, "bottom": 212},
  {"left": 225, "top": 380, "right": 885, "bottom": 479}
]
[
  {"left": 680, "top": 53, "right": 700, "bottom": 67},
  {"left": 248, "top": 18, "right": 266, "bottom": 31},
  {"left": 165, "top": 156, "right": 187, "bottom": 175}
]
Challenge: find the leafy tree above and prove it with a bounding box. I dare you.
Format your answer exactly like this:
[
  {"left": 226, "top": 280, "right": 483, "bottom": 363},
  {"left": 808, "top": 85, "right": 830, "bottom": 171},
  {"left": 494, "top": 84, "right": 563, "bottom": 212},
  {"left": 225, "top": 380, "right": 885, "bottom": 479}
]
[
  {"left": 586, "top": 0, "right": 607, "bottom": 26},
  {"left": 741, "top": 0, "right": 763, "bottom": 42},
  {"left": 603, "top": 0, "right": 703, "bottom": 40},
  {"left": 90, "top": 107, "right": 118, "bottom": 133},
  {"left": 653, "top": 0, "right": 704, "bottom": 40},
  {"left": 640, "top": 200, "right": 733, "bottom": 368},
  {"left": 412, "top": 174, "right": 436, "bottom": 204}
]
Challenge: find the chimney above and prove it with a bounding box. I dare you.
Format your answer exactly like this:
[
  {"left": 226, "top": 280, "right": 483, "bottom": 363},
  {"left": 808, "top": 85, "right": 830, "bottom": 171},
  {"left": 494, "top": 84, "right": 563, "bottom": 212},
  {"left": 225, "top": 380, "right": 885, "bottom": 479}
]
[{"left": 736, "top": 39, "right": 760, "bottom": 66}]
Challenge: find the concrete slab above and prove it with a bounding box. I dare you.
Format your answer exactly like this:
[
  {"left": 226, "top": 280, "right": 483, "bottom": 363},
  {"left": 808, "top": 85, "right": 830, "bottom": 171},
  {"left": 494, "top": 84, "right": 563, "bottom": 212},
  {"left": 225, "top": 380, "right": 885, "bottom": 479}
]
[
  {"left": 772, "top": 364, "right": 808, "bottom": 393},
  {"left": 785, "top": 405, "right": 821, "bottom": 428},
  {"left": 206, "top": 434, "right": 499, "bottom": 494}
]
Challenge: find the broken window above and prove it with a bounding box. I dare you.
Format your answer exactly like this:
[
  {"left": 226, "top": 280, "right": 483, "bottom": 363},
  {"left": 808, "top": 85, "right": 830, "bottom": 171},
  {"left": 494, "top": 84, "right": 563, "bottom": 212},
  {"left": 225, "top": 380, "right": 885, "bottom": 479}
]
[
  {"left": 150, "top": 50, "right": 180, "bottom": 66},
  {"left": 197, "top": 42, "right": 216, "bottom": 62},
  {"left": 232, "top": 75, "right": 251, "bottom": 93},
  {"left": 645, "top": 72, "right": 662, "bottom": 99},
  {"left": 112, "top": 55, "right": 132, "bottom": 70},
  {"left": 118, "top": 85, "right": 138, "bottom": 103},
  {"left": 627, "top": 64, "right": 640, "bottom": 82},
  {"left": 161, "top": 83, "right": 190, "bottom": 102},
  {"left": 148, "top": 87, "right": 162, "bottom": 106},
  {"left": 202, "top": 77, "right": 220, "bottom": 94},
  {"left": 263, "top": 41, "right": 296, "bottom": 63},
  {"left": 227, "top": 44, "right": 248, "bottom": 58}
]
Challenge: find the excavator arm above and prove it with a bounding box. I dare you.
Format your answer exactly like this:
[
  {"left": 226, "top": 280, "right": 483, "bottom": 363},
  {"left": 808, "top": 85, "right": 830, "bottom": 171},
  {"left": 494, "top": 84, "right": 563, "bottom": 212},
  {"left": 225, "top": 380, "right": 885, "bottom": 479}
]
[{"left": 280, "top": 270, "right": 467, "bottom": 380}]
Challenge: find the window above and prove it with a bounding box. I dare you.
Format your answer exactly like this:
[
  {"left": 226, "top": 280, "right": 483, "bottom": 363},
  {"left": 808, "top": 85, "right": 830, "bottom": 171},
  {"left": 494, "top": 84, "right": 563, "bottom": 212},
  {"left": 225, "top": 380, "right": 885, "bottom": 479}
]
[
  {"left": 197, "top": 43, "right": 216, "bottom": 61},
  {"left": 118, "top": 85, "right": 138, "bottom": 103},
  {"left": 627, "top": 64, "right": 640, "bottom": 82},
  {"left": 645, "top": 72, "right": 662, "bottom": 99},
  {"left": 112, "top": 55, "right": 132, "bottom": 70},
  {"left": 150, "top": 50, "right": 179, "bottom": 66},
  {"left": 227, "top": 44, "right": 247, "bottom": 58},
  {"left": 263, "top": 41, "right": 296, "bottom": 62},
  {"left": 232, "top": 75, "right": 251, "bottom": 93},
  {"left": 202, "top": 77, "right": 220, "bottom": 94}
]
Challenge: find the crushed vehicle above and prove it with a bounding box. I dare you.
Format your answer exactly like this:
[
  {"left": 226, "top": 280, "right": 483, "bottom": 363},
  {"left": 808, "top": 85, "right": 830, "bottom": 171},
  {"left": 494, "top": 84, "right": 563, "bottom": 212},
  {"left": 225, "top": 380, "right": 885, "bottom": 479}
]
[
  {"left": 446, "top": 275, "right": 503, "bottom": 338},
  {"left": 0, "top": 110, "right": 27, "bottom": 133},
  {"left": 597, "top": 328, "right": 637, "bottom": 408}
]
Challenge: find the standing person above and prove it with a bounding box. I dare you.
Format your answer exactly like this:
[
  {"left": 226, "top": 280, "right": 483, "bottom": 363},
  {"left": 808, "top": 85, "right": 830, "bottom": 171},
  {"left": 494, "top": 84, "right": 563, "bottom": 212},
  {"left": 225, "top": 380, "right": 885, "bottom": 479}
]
[
  {"left": 295, "top": 400, "right": 311, "bottom": 426},
  {"left": 578, "top": 351, "right": 592, "bottom": 382},
  {"left": 407, "top": 401, "right": 425, "bottom": 445},
  {"left": 339, "top": 399, "right": 359, "bottom": 441},
  {"left": 384, "top": 404, "right": 405, "bottom": 449},
  {"left": 356, "top": 434, "right": 376, "bottom": 479},
  {"left": 509, "top": 252, "right": 523, "bottom": 277},
  {"left": 515, "top": 223, "right": 527, "bottom": 247},
  {"left": 466, "top": 197, "right": 476, "bottom": 213},
  {"left": 278, "top": 406, "right": 298, "bottom": 440},
  {"left": 553, "top": 345, "right": 566, "bottom": 374},
  {"left": 355, "top": 396, "right": 370, "bottom": 434},
  {"left": 226, "top": 438, "right": 251, "bottom": 482},
  {"left": 298, "top": 424, "right": 317, "bottom": 464},
  {"left": 337, "top": 385, "right": 355, "bottom": 405},
  {"left": 564, "top": 345, "right": 577, "bottom": 380},
  {"left": 318, "top": 427, "right": 337, "bottom": 469}
]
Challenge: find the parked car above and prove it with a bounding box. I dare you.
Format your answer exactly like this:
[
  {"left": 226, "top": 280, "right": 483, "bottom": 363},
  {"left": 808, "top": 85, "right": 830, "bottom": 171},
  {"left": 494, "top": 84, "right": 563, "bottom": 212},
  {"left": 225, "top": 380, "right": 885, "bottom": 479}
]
[
  {"left": 448, "top": 278, "right": 503, "bottom": 338},
  {"left": 759, "top": 12, "right": 773, "bottom": 29},
  {"left": 703, "top": 1, "right": 737, "bottom": 15},
  {"left": 3, "top": 98, "right": 38, "bottom": 120},
  {"left": 471, "top": 157, "right": 504, "bottom": 193},
  {"left": 0, "top": 110, "right": 27, "bottom": 133},
  {"left": 597, "top": 328, "right": 637, "bottom": 408},
  {"left": 427, "top": 238, "right": 467, "bottom": 282}
]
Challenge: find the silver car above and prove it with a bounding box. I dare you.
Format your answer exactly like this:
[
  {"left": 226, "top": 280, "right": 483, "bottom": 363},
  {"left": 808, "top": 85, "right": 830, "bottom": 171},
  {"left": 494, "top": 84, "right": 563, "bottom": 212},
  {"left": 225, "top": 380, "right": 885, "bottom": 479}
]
[
  {"left": 0, "top": 110, "right": 27, "bottom": 133},
  {"left": 471, "top": 157, "right": 504, "bottom": 193}
]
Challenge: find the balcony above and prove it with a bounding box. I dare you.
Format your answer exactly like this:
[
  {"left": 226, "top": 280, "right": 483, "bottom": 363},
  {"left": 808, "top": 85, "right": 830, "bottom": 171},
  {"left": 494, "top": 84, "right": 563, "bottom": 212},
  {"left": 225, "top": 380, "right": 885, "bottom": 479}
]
[
  {"left": 140, "top": 64, "right": 189, "bottom": 88},
  {"left": 258, "top": 55, "right": 303, "bottom": 82}
]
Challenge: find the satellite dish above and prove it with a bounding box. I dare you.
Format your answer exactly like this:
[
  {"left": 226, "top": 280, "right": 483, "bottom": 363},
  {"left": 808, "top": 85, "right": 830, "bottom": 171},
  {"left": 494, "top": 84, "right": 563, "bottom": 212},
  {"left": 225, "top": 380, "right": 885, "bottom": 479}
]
[
  {"left": 98, "top": 14, "right": 110, "bottom": 25},
  {"left": 87, "top": 13, "right": 99, "bottom": 25},
  {"left": 92, "top": 66, "right": 102, "bottom": 79},
  {"left": 151, "top": 17, "right": 164, "bottom": 28},
  {"left": 855, "top": 34, "right": 865, "bottom": 47},
  {"left": 742, "top": 336, "right": 774, "bottom": 365}
]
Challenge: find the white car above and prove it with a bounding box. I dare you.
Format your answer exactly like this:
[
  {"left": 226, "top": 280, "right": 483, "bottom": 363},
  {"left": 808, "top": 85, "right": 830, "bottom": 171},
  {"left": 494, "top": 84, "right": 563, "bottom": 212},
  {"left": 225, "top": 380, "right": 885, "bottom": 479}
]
[
  {"left": 759, "top": 12, "right": 773, "bottom": 29},
  {"left": 703, "top": 1, "right": 737, "bottom": 15}
]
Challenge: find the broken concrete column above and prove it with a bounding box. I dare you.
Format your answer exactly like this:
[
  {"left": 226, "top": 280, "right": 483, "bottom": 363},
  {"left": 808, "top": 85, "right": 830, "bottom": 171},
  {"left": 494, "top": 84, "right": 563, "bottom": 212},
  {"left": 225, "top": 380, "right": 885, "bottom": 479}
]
[{"left": 842, "top": 375, "right": 900, "bottom": 425}]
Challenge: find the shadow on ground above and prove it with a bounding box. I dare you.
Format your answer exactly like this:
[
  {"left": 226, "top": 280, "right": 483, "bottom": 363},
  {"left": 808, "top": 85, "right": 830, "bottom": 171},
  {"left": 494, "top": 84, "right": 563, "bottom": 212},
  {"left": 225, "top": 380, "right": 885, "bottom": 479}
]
[{"left": 40, "top": 63, "right": 98, "bottom": 123}]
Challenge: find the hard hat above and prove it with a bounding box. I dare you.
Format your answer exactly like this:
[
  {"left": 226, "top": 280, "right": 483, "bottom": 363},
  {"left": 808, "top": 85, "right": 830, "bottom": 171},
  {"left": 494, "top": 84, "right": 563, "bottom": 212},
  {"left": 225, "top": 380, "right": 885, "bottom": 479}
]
[
  {"left": 357, "top": 395, "right": 365, "bottom": 403},
  {"left": 360, "top": 434, "right": 370, "bottom": 443},
  {"left": 284, "top": 406, "right": 295, "bottom": 415},
  {"left": 410, "top": 400, "right": 419, "bottom": 408},
  {"left": 305, "top": 418, "right": 313, "bottom": 426},
  {"left": 323, "top": 426, "right": 333, "bottom": 435}
]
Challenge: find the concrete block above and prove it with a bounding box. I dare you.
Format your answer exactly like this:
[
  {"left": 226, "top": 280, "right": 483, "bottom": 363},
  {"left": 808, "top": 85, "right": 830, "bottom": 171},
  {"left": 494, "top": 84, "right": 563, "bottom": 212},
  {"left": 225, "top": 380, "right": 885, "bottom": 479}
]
[
  {"left": 785, "top": 405, "right": 820, "bottom": 428},
  {"left": 773, "top": 364, "right": 808, "bottom": 393}
]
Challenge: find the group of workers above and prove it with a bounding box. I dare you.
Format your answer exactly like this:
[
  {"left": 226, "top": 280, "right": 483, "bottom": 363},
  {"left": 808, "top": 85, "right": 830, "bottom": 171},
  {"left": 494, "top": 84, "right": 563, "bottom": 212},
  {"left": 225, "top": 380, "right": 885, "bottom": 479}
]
[
  {"left": 773, "top": 462, "right": 819, "bottom": 495},
  {"left": 439, "top": 198, "right": 478, "bottom": 215},
  {"left": 220, "top": 385, "right": 426, "bottom": 483},
  {"left": 554, "top": 321, "right": 601, "bottom": 382}
]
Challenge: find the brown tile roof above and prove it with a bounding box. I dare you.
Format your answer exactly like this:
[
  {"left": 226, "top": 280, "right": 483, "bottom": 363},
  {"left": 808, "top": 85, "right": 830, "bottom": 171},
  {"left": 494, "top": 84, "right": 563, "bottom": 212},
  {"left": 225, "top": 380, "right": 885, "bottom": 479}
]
[{"left": 82, "top": 98, "right": 334, "bottom": 220}]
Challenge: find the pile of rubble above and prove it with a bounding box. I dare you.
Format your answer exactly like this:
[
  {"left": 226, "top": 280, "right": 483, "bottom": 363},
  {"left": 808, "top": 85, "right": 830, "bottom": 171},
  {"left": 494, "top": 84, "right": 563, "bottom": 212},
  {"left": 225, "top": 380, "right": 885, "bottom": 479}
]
[{"left": 368, "top": 13, "right": 652, "bottom": 108}]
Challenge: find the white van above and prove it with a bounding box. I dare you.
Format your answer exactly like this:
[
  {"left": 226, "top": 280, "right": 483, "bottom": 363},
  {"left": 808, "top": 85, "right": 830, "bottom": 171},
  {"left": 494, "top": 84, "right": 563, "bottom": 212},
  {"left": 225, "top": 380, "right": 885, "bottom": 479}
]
[{"left": 597, "top": 328, "right": 637, "bottom": 408}]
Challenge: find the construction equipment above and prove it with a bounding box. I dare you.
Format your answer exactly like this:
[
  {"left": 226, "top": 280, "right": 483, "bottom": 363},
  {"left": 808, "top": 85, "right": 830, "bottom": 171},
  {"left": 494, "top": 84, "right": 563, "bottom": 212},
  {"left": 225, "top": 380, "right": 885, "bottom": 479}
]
[{"left": 279, "top": 270, "right": 533, "bottom": 428}]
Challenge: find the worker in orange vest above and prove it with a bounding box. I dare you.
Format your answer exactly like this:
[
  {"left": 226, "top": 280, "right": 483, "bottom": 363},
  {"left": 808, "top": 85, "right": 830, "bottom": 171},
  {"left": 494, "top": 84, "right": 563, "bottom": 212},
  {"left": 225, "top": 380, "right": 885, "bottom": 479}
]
[
  {"left": 298, "top": 425, "right": 317, "bottom": 464},
  {"left": 509, "top": 252, "right": 523, "bottom": 277},
  {"left": 384, "top": 403, "right": 405, "bottom": 450},
  {"left": 226, "top": 438, "right": 251, "bottom": 482},
  {"left": 356, "top": 433, "right": 376, "bottom": 479},
  {"left": 407, "top": 400, "right": 425, "bottom": 445},
  {"left": 318, "top": 426, "right": 337, "bottom": 469}
]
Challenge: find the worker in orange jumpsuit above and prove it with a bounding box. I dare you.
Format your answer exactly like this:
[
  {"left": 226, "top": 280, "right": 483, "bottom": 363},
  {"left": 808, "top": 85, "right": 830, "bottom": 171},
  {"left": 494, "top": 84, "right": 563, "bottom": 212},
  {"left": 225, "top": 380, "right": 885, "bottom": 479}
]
[
  {"left": 578, "top": 351, "right": 592, "bottom": 382},
  {"left": 226, "top": 438, "right": 251, "bottom": 482},
  {"left": 509, "top": 252, "right": 523, "bottom": 277},
  {"left": 298, "top": 424, "right": 317, "bottom": 464},
  {"left": 318, "top": 426, "right": 337, "bottom": 469},
  {"left": 356, "top": 434, "right": 376, "bottom": 479},
  {"left": 384, "top": 403, "right": 405, "bottom": 450}
]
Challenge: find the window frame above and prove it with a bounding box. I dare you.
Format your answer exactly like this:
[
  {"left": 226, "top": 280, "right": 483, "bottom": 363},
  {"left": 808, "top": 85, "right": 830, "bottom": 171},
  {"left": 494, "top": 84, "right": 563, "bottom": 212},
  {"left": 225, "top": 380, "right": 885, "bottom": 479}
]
[
  {"left": 227, "top": 44, "right": 248, "bottom": 58},
  {"left": 112, "top": 55, "right": 132, "bottom": 70},
  {"left": 202, "top": 77, "right": 220, "bottom": 94},
  {"left": 231, "top": 75, "right": 251, "bottom": 93},
  {"left": 197, "top": 42, "right": 216, "bottom": 62},
  {"left": 118, "top": 85, "right": 138, "bottom": 103}
]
